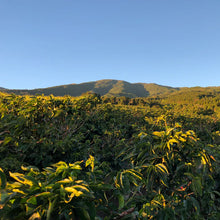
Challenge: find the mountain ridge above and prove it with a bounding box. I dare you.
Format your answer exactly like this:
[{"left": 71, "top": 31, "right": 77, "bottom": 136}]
[{"left": 1, "top": 79, "right": 220, "bottom": 98}]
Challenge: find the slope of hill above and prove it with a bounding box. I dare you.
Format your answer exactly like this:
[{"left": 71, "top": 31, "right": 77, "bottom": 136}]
[{"left": 1, "top": 79, "right": 220, "bottom": 98}]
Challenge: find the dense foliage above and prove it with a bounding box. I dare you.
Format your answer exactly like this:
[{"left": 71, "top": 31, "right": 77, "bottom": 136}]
[{"left": 0, "top": 91, "right": 219, "bottom": 219}]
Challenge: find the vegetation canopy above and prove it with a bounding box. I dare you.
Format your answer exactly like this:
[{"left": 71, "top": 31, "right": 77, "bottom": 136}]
[{"left": 0, "top": 89, "right": 219, "bottom": 219}]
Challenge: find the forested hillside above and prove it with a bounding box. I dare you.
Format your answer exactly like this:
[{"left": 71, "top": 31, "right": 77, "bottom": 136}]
[
  {"left": 0, "top": 80, "right": 180, "bottom": 97},
  {"left": 2, "top": 80, "right": 220, "bottom": 99},
  {"left": 0, "top": 91, "right": 219, "bottom": 219}
]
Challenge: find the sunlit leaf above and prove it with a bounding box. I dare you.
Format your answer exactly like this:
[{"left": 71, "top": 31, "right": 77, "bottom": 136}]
[
  {"left": 0, "top": 167, "right": 6, "bottom": 189},
  {"left": 9, "top": 172, "right": 33, "bottom": 186},
  {"left": 28, "top": 212, "right": 41, "bottom": 220},
  {"left": 85, "top": 155, "right": 95, "bottom": 172},
  {"left": 124, "top": 169, "right": 143, "bottom": 180},
  {"left": 12, "top": 189, "right": 26, "bottom": 195},
  {"left": 21, "top": 165, "right": 40, "bottom": 173},
  {"left": 155, "top": 163, "right": 169, "bottom": 174},
  {"left": 153, "top": 131, "right": 165, "bottom": 138}
]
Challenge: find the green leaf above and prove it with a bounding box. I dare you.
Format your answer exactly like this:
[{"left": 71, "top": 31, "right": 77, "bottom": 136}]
[
  {"left": 26, "top": 196, "right": 37, "bottom": 215},
  {"left": 2, "top": 136, "right": 12, "bottom": 146},
  {"left": 91, "top": 183, "right": 113, "bottom": 191},
  {"left": 0, "top": 190, "right": 9, "bottom": 204},
  {"left": 87, "top": 202, "right": 96, "bottom": 220},
  {"left": 25, "top": 175, "right": 39, "bottom": 186},
  {"left": 192, "top": 177, "right": 202, "bottom": 197},
  {"left": 47, "top": 199, "right": 56, "bottom": 220},
  {"left": 118, "top": 194, "right": 124, "bottom": 210},
  {"left": 75, "top": 208, "right": 91, "bottom": 220},
  {"left": 190, "top": 196, "right": 200, "bottom": 214}
]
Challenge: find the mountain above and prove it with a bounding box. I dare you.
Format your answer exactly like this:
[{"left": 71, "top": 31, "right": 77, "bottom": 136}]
[
  {"left": 0, "top": 80, "right": 181, "bottom": 98},
  {"left": 1, "top": 79, "right": 220, "bottom": 98}
]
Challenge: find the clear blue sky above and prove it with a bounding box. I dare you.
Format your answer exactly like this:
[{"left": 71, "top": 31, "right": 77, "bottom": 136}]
[{"left": 0, "top": 0, "right": 220, "bottom": 89}]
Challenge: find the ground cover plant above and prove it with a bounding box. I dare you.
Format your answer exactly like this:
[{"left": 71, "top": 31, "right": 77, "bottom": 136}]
[{"left": 0, "top": 92, "right": 220, "bottom": 219}]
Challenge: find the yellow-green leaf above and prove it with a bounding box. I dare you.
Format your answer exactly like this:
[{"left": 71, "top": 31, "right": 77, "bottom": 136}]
[
  {"left": 85, "top": 155, "right": 95, "bottom": 172},
  {"left": 118, "top": 194, "right": 124, "bottom": 210},
  {"left": 0, "top": 167, "right": 6, "bottom": 189}
]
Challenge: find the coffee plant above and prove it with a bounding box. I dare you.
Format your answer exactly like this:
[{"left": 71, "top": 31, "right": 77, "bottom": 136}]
[{"left": 0, "top": 92, "right": 219, "bottom": 219}]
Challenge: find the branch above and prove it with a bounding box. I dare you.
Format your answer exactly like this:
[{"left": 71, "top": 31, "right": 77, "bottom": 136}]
[{"left": 113, "top": 207, "right": 135, "bottom": 220}]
